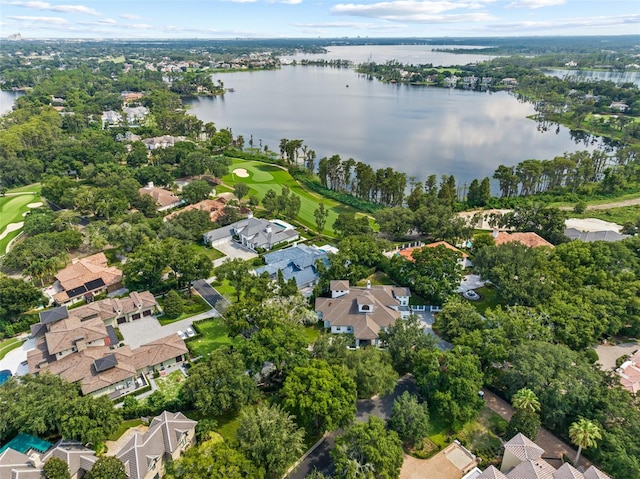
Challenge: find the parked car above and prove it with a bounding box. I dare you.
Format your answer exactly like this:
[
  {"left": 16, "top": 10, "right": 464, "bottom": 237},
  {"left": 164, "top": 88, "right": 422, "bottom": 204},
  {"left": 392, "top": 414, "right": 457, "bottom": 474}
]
[
  {"left": 177, "top": 330, "right": 187, "bottom": 339},
  {"left": 186, "top": 327, "right": 196, "bottom": 337}
]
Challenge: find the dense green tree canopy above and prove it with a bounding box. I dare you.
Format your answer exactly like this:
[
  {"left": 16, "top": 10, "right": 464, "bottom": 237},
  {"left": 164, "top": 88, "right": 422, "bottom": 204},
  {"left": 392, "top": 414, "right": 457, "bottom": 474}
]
[
  {"left": 388, "top": 391, "right": 430, "bottom": 448},
  {"left": 344, "top": 347, "right": 398, "bottom": 399}
]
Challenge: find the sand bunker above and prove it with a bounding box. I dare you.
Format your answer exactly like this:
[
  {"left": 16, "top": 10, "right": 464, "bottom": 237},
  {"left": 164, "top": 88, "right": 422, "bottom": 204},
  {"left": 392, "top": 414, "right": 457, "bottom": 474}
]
[
  {"left": 233, "top": 168, "right": 249, "bottom": 178},
  {"left": 0, "top": 222, "right": 24, "bottom": 242},
  {"left": 27, "top": 202, "right": 43, "bottom": 208}
]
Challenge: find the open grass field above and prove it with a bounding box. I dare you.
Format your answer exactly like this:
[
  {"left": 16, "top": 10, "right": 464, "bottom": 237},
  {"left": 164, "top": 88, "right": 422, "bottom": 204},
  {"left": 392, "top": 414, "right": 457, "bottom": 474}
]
[
  {"left": 154, "top": 370, "right": 186, "bottom": 400},
  {"left": 188, "top": 318, "right": 235, "bottom": 358},
  {"left": 108, "top": 419, "right": 143, "bottom": 441},
  {"left": 0, "top": 183, "right": 42, "bottom": 255},
  {"left": 157, "top": 294, "right": 210, "bottom": 325},
  {"left": 571, "top": 205, "right": 640, "bottom": 227},
  {"left": 222, "top": 159, "right": 369, "bottom": 236}
]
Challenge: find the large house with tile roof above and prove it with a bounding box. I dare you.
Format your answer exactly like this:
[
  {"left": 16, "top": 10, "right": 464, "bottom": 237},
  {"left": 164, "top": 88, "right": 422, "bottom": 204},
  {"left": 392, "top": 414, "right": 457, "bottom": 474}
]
[
  {"left": 0, "top": 412, "right": 195, "bottom": 479},
  {"left": 492, "top": 231, "right": 555, "bottom": 249},
  {"left": 475, "top": 433, "right": 611, "bottom": 479},
  {"left": 139, "top": 182, "right": 183, "bottom": 211},
  {"left": 203, "top": 214, "right": 299, "bottom": 252},
  {"left": 315, "top": 280, "right": 411, "bottom": 347},
  {"left": 27, "top": 293, "right": 188, "bottom": 398},
  {"left": 49, "top": 252, "right": 123, "bottom": 305}
]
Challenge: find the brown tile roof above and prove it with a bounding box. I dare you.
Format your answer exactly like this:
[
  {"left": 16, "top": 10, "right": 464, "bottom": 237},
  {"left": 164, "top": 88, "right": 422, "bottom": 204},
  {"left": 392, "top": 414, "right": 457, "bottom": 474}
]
[
  {"left": 478, "top": 465, "right": 509, "bottom": 479},
  {"left": 553, "top": 463, "right": 585, "bottom": 479},
  {"left": 139, "top": 184, "right": 181, "bottom": 208},
  {"left": 129, "top": 334, "right": 189, "bottom": 371},
  {"left": 163, "top": 198, "right": 226, "bottom": 222},
  {"left": 397, "top": 241, "right": 468, "bottom": 262},
  {"left": 493, "top": 231, "right": 555, "bottom": 249},
  {"left": 44, "top": 316, "right": 108, "bottom": 355},
  {"left": 53, "top": 253, "right": 122, "bottom": 302},
  {"left": 583, "top": 466, "right": 612, "bottom": 479}
]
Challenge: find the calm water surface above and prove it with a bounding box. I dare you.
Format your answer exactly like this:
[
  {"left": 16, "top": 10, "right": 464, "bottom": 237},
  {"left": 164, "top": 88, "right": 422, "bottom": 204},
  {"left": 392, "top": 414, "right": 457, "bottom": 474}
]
[
  {"left": 0, "top": 91, "right": 23, "bottom": 115},
  {"left": 543, "top": 68, "right": 640, "bottom": 87},
  {"left": 186, "top": 66, "right": 603, "bottom": 184}
]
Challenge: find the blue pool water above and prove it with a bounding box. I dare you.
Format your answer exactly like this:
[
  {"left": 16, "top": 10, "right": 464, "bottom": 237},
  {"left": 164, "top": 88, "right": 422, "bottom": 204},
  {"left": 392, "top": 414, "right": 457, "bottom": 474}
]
[{"left": 0, "top": 369, "right": 11, "bottom": 386}]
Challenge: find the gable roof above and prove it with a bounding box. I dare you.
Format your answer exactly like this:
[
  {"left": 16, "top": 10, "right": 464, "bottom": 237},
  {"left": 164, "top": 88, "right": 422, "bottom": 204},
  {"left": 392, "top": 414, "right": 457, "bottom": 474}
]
[
  {"left": 553, "top": 463, "right": 585, "bottom": 479},
  {"left": 506, "top": 459, "right": 556, "bottom": 479},
  {"left": 478, "top": 465, "right": 509, "bottom": 479},
  {"left": 53, "top": 253, "right": 122, "bottom": 303},
  {"left": 564, "top": 228, "right": 630, "bottom": 243},
  {"left": 398, "top": 241, "right": 468, "bottom": 261},
  {"left": 583, "top": 466, "right": 612, "bottom": 479},
  {"left": 117, "top": 411, "right": 196, "bottom": 479},
  {"left": 163, "top": 197, "right": 226, "bottom": 223},
  {"left": 139, "top": 184, "right": 181, "bottom": 208},
  {"left": 255, "top": 244, "right": 329, "bottom": 287}
]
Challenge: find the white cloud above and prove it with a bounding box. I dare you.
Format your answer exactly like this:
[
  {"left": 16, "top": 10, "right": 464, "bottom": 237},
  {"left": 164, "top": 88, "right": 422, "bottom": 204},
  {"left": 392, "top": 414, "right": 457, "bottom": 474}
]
[
  {"left": 280, "top": 0, "right": 303, "bottom": 4},
  {"left": 507, "top": 0, "right": 565, "bottom": 8},
  {"left": 331, "top": 1, "right": 497, "bottom": 22},
  {"left": 129, "top": 23, "right": 152, "bottom": 29},
  {"left": 487, "top": 13, "right": 640, "bottom": 31},
  {"left": 7, "top": 14, "right": 69, "bottom": 24},
  {"left": 5, "top": 1, "right": 101, "bottom": 16},
  {"left": 119, "top": 13, "right": 141, "bottom": 20},
  {"left": 221, "top": 0, "right": 257, "bottom": 3},
  {"left": 294, "top": 21, "right": 405, "bottom": 29}
]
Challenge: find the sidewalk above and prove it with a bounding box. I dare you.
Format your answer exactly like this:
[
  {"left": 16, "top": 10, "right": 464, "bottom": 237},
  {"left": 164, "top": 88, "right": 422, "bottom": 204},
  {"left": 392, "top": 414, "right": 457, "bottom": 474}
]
[{"left": 482, "top": 388, "right": 592, "bottom": 470}]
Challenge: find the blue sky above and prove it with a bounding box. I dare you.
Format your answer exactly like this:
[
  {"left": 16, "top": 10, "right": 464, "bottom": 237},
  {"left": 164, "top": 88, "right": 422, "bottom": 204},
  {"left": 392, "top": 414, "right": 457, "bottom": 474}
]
[{"left": 1, "top": 0, "right": 639, "bottom": 39}]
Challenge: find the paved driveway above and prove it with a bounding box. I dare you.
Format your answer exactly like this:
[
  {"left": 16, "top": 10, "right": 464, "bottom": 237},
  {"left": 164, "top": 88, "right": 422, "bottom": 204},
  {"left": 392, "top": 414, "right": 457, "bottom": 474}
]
[
  {"left": 119, "top": 311, "right": 217, "bottom": 349},
  {"left": 192, "top": 279, "right": 228, "bottom": 310},
  {"left": 594, "top": 341, "right": 639, "bottom": 371},
  {"left": 0, "top": 337, "right": 35, "bottom": 376},
  {"left": 286, "top": 375, "right": 417, "bottom": 479},
  {"left": 212, "top": 241, "right": 257, "bottom": 267}
]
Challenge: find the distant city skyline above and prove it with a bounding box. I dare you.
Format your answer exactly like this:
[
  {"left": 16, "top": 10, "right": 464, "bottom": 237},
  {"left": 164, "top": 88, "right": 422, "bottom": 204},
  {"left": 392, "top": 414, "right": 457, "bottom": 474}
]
[{"left": 1, "top": 0, "right": 639, "bottom": 39}]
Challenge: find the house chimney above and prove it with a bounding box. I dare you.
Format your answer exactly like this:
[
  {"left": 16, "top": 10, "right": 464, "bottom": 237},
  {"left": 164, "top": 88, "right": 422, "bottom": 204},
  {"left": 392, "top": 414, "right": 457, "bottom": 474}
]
[
  {"left": 147, "top": 181, "right": 154, "bottom": 189},
  {"left": 366, "top": 280, "right": 371, "bottom": 289},
  {"left": 266, "top": 224, "right": 272, "bottom": 234},
  {"left": 492, "top": 229, "right": 499, "bottom": 239},
  {"left": 247, "top": 210, "right": 253, "bottom": 219}
]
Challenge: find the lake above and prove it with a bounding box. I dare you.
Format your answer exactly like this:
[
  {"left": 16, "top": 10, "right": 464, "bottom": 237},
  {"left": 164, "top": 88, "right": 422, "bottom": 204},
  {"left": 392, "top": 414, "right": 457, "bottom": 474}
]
[
  {"left": 0, "top": 91, "right": 23, "bottom": 116},
  {"left": 185, "top": 65, "right": 605, "bottom": 184}
]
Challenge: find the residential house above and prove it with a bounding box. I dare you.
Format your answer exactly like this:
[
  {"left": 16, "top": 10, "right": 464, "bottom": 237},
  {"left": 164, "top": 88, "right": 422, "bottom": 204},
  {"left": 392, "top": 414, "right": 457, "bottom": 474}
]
[
  {"left": 163, "top": 197, "right": 227, "bottom": 223},
  {"left": 315, "top": 280, "right": 411, "bottom": 347},
  {"left": 492, "top": 230, "right": 555, "bottom": 248},
  {"left": 121, "top": 91, "right": 145, "bottom": 102},
  {"left": 123, "top": 106, "right": 148, "bottom": 125},
  {"left": 617, "top": 349, "right": 640, "bottom": 394},
  {"left": 610, "top": 102, "right": 629, "bottom": 112},
  {"left": 203, "top": 214, "right": 299, "bottom": 252},
  {"left": 48, "top": 252, "right": 123, "bottom": 305},
  {"left": 27, "top": 292, "right": 189, "bottom": 398},
  {"left": 0, "top": 411, "right": 195, "bottom": 479},
  {"left": 142, "top": 135, "right": 186, "bottom": 150},
  {"left": 117, "top": 411, "right": 197, "bottom": 479},
  {"left": 564, "top": 228, "right": 630, "bottom": 243},
  {"left": 501, "top": 77, "right": 518, "bottom": 86},
  {"left": 474, "top": 433, "right": 612, "bottom": 479},
  {"left": 254, "top": 244, "right": 331, "bottom": 296},
  {"left": 139, "top": 182, "right": 183, "bottom": 211},
  {"left": 396, "top": 241, "right": 472, "bottom": 268},
  {"left": 101, "top": 110, "right": 122, "bottom": 128}
]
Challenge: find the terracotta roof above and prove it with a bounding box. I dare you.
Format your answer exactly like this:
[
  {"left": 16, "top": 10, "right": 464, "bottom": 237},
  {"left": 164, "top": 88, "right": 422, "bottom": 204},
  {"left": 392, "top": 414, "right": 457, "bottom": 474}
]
[
  {"left": 493, "top": 231, "right": 554, "bottom": 249},
  {"left": 618, "top": 349, "right": 640, "bottom": 394},
  {"left": 504, "top": 433, "right": 544, "bottom": 462},
  {"left": 164, "top": 198, "right": 226, "bottom": 222},
  {"left": 44, "top": 316, "right": 108, "bottom": 355},
  {"left": 398, "top": 241, "right": 468, "bottom": 262},
  {"left": 53, "top": 253, "right": 122, "bottom": 303}
]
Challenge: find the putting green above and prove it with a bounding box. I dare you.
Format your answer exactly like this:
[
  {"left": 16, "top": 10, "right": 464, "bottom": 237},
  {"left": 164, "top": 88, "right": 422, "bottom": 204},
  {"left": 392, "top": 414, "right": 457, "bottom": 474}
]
[
  {"left": 0, "top": 184, "right": 43, "bottom": 254},
  {"left": 222, "top": 159, "right": 371, "bottom": 236}
]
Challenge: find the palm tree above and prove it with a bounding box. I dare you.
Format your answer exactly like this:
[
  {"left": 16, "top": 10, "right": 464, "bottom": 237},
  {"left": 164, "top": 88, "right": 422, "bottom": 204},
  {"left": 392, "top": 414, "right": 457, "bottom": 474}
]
[
  {"left": 512, "top": 388, "right": 541, "bottom": 413},
  {"left": 569, "top": 418, "right": 602, "bottom": 466}
]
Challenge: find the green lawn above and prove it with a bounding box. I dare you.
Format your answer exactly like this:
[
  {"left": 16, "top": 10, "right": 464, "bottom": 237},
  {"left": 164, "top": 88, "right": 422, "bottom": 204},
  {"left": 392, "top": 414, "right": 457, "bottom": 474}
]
[
  {"left": 210, "top": 278, "right": 236, "bottom": 302},
  {"left": 303, "top": 323, "right": 323, "bottom": 344},
  {"left": 0, "top": 337, "right": 25, "bottom": 360},
  {"left": 468, "top": 285, "right": 501, "bottom": 315},
  {"left": 192, "top": 243, "right": 225, "bottom": 261},
  {"left": 222, "top": 159, "right": 368, "bottom": 236},
  {"left": 158, "top": 294, "right": 210, "bottom": 325},
  {"left": 0, "top": 186, "right": 42, "bottom": 254},
  {"left": 187, "top": 318, "right": 235, "bottom": 357},
  {"left": 570, "top": 205, "right": 640, "bottom": 227},
  {"left": 108, "top": 419, "right": 143, "bottom": 441},
  {"left": 154, "top": 370, "right": 186, "bottom": 400}
]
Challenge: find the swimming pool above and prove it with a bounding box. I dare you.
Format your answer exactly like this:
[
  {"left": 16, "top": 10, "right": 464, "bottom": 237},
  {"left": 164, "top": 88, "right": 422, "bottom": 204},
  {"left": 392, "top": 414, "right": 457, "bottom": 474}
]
[{"left": 0, "top": 369, "right": 11, "bottom": 386}]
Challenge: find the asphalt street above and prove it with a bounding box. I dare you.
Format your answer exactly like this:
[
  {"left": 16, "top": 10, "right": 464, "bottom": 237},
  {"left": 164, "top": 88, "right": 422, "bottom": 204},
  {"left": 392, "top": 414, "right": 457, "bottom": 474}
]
[{"left": 191, "top": 279, "right": 228, "bottom": 311}]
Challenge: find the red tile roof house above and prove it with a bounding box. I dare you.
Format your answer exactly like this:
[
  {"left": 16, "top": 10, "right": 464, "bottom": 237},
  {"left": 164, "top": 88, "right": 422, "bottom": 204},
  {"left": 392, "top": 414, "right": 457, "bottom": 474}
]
[
  {"left": 27, "top": 292, "right": 188, "bottom": 399},
  {"left": 617, "top": 349, "right": 640, "bottom": 394},
  {"left": 138, "top": 182, "right": 183, "bottom": 212},
  {"left": 315, "top": 280, "right": 411, "bottom": 347},
  {"left": 492, "top": 231, "right": 555, "bottom": 249},
  {"left": 49, "top": 252, "right": 123, "bottom": 306},
  {"left": 397, "top": 241, "right": 472, "bottom": 269},
  {"left": 163, "top": 197, "right": 227, "bottom": 223}
]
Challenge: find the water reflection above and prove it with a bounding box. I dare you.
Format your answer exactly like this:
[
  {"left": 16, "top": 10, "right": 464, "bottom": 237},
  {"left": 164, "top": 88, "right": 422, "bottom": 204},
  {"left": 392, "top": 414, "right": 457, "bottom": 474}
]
[{"left": 185, "top": 66, "right": 606, "bottom": 184}]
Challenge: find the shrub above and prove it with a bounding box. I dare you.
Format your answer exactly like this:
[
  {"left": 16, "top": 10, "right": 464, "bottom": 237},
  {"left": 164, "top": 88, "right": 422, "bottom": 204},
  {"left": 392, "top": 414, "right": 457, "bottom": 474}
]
[{"left": 163, "top": 290, "right": 184, "bottom": 318}]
